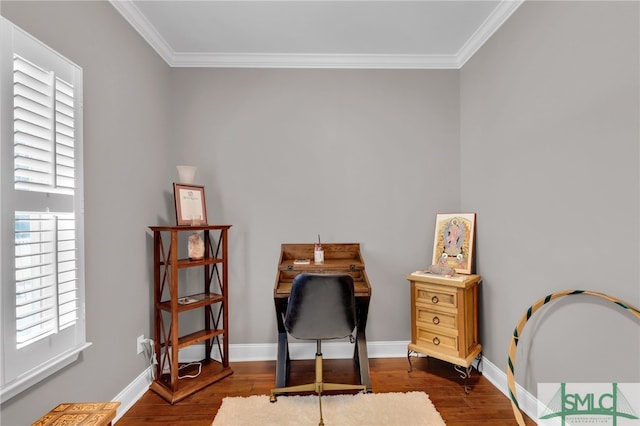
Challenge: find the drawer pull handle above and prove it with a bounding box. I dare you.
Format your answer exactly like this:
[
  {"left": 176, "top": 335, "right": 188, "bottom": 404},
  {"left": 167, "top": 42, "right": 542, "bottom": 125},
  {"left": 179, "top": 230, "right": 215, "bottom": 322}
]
[
  {"left": 431, "top": 296, "right": 439, "bottom": 304},
  {"left": 433, "top": 337, "right": 440, "bottom": 346},
  {"left": 432, "top": 316, "right": 440, "bottom": 325}
]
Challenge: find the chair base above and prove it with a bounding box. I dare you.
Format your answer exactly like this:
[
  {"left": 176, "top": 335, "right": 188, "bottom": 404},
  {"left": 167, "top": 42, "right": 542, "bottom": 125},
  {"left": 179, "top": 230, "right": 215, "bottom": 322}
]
[
  {"left": 269, "top": 353, "right": 367, "bottom": 426},
  {"left": 270, "top": 380, "right": 367, "bottom": 401}
]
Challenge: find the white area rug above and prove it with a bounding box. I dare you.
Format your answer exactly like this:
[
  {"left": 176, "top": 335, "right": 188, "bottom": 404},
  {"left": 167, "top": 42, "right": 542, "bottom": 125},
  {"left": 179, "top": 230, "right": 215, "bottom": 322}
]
[{"left": 212, "top": 391, "right": 446, "bottom": 426}]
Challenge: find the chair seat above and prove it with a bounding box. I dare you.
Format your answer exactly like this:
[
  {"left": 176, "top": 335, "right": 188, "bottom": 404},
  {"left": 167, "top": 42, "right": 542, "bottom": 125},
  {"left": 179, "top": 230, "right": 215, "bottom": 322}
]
[
  {"left": 284, "top": 274, "right": 357, "bottom": 340},
  {"left": 270, "top": 273, "right": 368, "bottom": 426}
]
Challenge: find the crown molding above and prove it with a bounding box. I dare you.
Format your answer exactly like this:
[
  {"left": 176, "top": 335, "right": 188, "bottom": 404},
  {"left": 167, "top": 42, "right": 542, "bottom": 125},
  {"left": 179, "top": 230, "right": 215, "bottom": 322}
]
[
  {"left": 109, "top": 0, "right": 523, "bottom": 69},
  {"left": 170, "top": 52, "right": 461, "bottom": 69},
  {"left": 456, "top": 0, "right": 525, "bottom": 67},
  {"left": 109, "top": 0, "right": 175, "bottom": 65}
]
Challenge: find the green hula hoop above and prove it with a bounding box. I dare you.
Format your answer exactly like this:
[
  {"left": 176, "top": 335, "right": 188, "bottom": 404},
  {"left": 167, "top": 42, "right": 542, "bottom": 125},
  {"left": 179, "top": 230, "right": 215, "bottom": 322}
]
[{"left": 507, "top": 289, "right": 640, "bottom": 425}]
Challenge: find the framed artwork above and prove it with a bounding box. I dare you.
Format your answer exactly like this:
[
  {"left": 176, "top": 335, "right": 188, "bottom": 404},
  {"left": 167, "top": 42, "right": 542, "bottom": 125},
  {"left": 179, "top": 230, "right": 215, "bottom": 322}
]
[
  {"left": 432, "top": 213, "right": 476, "bottom": 274},
  {"left": 173, "top": 183, "right": 207, "bottom": 226}
]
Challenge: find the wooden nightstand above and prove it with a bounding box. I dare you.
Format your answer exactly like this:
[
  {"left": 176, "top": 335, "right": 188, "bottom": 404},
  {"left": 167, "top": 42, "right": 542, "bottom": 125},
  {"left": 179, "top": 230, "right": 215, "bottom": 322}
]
[{"left": 406, "top": 272, "right": 482, "bottom": 392}]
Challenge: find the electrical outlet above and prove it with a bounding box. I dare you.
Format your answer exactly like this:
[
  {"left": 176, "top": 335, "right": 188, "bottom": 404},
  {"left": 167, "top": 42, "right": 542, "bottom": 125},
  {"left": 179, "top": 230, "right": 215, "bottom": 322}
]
[{"left": 136, "top": 335, "right": 145, "bottom": 354}]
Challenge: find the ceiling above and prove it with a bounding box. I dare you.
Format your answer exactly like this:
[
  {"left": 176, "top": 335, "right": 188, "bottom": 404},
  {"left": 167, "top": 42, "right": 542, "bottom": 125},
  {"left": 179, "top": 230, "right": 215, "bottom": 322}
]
[{"left": 109, "top": 0, "right": 523, "bottom": 69}]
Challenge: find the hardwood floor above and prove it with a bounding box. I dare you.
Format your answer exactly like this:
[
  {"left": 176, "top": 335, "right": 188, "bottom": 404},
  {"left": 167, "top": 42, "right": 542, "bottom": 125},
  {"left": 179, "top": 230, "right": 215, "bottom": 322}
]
[{"left": 117, "top": 357, "right": 536, "bottom": 425}]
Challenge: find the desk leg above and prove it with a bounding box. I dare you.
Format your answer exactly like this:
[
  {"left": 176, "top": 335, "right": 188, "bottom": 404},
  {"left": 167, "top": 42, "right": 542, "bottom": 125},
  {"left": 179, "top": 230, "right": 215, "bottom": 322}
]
[
  {"left": 276, "top": 332, "right": 289, "bottom": 388},
  {"left": 355, "top": 297, "right": 372, "bottom": 392},
  {"left": 274, "top": 298, "right": 290, "bottom": 388}
]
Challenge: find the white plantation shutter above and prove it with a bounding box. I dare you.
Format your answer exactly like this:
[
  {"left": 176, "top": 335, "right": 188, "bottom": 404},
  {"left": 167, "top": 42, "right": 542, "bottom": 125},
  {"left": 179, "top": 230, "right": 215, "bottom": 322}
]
[
  {"left": 15, "top": 212, "right": 78, "bottom": 349},
  {"left": 1, "top": 17, "right": 89, "bottom": 401},
  {"left": 13, "top": 55, "right": 76, "bottom": 194},
  {"left": 12, "top": 53, "right": 79, "bottom": 350}
]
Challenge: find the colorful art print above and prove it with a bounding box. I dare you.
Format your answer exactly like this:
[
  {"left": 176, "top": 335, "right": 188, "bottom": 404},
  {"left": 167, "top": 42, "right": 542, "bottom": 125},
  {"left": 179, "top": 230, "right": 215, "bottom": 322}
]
[{"left": 432, "top": 213, "right": 476, "bottom": 274}]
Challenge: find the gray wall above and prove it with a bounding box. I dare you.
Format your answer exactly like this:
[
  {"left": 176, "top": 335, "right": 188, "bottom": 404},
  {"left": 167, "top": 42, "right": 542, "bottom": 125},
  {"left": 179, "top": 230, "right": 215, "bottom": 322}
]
[
  {"left": 1, "top": 1, "right": 639, "bottom": 424},
  {"left": 167, "top": 68, "right": 460, "bottom": 344},
  {"left": 461, "top": 0, "right": 640, "bottom": 393},
  {"left": 1, "top": 1, "right": 171, "bottom": 424}
]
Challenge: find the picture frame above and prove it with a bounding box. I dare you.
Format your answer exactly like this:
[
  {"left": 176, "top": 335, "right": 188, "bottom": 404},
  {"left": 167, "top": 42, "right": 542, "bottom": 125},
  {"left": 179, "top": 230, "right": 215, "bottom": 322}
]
[
  {"left": 173, "top": 183, "right": 207, "bottom": 226},
  {"left": 432, "top": 213, "right": 476, "bottom": 274}
]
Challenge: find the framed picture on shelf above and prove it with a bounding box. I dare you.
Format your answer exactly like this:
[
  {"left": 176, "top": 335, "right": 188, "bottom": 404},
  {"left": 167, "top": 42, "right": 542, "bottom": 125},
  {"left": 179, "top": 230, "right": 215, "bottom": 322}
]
[
  {"left": 173, "top": 183, "right": 207, "bottom": 226},
  {"left": 432, "top": 213, "right": 476, "bottom": 274}
]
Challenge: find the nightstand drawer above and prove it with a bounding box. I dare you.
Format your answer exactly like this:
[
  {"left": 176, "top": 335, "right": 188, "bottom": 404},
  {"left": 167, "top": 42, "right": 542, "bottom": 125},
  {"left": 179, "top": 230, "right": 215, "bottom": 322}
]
[
  {"left": 408, "top": 273, "right": 481, "bottom": 371},
  {"left": 416, "top": 305, "right": 457, "bottom": 330},
  {"left": 415, "top": 326, "right": 458, "bottom": 355},
  {"left": 415, "top": 283, "right": 457, "bottom": 310}
]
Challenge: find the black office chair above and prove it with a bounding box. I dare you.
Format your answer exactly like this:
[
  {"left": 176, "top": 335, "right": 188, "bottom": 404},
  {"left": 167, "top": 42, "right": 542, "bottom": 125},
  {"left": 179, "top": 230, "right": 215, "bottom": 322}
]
[{"left": 270, "top": 273, "right": 367, "bottom": 426}]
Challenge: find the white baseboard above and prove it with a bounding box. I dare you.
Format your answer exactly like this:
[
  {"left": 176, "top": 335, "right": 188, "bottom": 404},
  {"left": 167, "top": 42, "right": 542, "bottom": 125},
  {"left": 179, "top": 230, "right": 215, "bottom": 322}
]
[
  {"left": 112, "top": 341, "right": 538, "bottom": 424},
  {"left": 227, "top": 339, "right": 413, "bottom": 361},
  {"left": 480, "top": 356, "right": 538, "bottom": 423},
  {"left": 112, "top": 367, "right": 155, "bottom": 423}
]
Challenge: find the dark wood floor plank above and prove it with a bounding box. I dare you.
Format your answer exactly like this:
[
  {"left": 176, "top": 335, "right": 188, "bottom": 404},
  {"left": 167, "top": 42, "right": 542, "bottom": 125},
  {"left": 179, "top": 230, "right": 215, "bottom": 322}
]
[{"left": 117, "top": 357, "right": 535, "bottom": 425}]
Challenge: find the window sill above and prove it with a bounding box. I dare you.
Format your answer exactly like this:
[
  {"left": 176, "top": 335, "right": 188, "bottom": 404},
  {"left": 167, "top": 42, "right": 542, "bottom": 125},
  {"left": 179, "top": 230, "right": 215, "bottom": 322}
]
[{"left": 0, "top": 342, "right": 92, "bottom": 403}]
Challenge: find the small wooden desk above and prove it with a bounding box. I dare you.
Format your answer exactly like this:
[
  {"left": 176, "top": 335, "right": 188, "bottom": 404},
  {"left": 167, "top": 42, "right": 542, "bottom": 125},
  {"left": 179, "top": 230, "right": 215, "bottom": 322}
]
[
  {"left": 273, "top": 243, "right": 372, "bottom": 391},
  {"left": 33, "top": 402, "right": 120, "bottom": 426}
]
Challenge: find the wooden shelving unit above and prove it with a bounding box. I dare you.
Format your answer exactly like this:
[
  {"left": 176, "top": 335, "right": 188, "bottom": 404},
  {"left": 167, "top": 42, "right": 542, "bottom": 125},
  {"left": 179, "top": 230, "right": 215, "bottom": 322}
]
[{"left": 149, "top": 225, "right": 232, "bottom": 404}]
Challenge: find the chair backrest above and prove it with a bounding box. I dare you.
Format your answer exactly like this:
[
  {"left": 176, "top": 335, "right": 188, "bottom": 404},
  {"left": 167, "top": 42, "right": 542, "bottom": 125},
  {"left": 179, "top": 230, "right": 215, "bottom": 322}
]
[{"left": 284, "top": 273, "right": 357, "bottom": 341}]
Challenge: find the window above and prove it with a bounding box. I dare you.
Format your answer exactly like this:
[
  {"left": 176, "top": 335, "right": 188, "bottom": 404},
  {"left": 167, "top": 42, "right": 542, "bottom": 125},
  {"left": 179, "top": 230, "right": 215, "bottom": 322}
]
[{"left": 1, "top": 17, "right": 90, "bottom": 401}]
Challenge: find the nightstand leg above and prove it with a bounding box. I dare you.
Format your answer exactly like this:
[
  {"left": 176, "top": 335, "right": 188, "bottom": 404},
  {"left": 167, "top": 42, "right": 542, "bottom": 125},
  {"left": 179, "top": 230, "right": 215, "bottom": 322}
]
[
  {"left": 406, "top": 349, "right": 428, "bottom": 373},
  {"left": 454, "top": 353, "right": 483, "bottom": 394},
  {"left": 454, "top": 364, "right": 473, "bottom": 393}
]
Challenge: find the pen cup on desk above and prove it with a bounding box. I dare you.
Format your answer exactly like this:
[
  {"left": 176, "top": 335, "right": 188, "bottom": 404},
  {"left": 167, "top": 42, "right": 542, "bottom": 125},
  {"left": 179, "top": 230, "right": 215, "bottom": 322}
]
[{"left": 314, "top": 244, "right": 324, "bottom": 264}]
